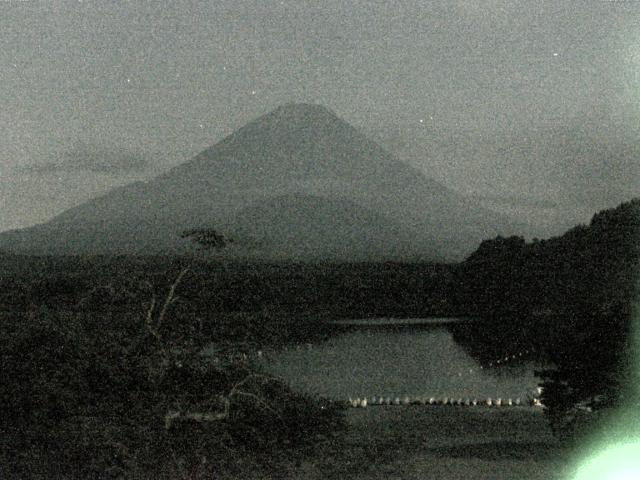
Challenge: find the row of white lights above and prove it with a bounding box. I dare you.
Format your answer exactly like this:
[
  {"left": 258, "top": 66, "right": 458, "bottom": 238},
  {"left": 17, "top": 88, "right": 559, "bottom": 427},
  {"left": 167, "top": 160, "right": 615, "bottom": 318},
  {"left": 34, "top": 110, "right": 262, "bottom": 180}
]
[{"left": 347, "top": 394, "right": 544, "bottom": 408}]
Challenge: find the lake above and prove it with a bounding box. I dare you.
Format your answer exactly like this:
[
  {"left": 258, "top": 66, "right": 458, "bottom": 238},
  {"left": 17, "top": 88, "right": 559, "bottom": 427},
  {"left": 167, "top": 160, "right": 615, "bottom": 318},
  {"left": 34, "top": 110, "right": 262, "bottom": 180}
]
[
  {"left": 330, "top": 316, "right": 473, "bottom": 326},
  {"left": 259, "top": 318, "right": 543, "bottom": 402}
]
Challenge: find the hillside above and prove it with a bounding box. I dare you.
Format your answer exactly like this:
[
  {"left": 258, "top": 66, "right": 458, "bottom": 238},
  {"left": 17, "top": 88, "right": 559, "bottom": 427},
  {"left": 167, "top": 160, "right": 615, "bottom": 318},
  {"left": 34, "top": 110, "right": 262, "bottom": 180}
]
[
  {"left": 450, "top": 198, "right": 640, "bottom": 429},
  {"left": 0, "top": 104, "right": 523, "bottom": 260}
]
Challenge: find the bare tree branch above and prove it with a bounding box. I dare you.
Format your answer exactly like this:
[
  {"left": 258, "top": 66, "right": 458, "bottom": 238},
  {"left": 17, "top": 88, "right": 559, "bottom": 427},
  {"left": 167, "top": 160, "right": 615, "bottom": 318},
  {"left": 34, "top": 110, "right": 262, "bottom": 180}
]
[
  {"left": 163, "top": 373, "right": 284, "bottom": 430},
  {"left": 145, "top": 295, "right": 163, "bottom": 344},
  {"left": 143, "top": 258, "right": 287, "bottom": 437},
  {"left": 157, "top": 267, "right": 189, "bottom": 331}
]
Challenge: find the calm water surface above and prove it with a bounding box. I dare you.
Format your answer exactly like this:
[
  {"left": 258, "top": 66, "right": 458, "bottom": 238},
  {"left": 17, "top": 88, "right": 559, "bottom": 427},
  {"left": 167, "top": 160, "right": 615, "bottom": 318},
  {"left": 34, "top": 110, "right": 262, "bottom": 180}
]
[{"left": 260, "top": 319, "right": 542, "bottom": 401}]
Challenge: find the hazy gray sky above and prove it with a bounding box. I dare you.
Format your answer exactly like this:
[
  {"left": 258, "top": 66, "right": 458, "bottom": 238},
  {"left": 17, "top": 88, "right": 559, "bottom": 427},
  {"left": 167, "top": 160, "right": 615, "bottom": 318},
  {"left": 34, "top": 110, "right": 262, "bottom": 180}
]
[{"left": 1, "top": 0, "right": 639, "bottom": 233}]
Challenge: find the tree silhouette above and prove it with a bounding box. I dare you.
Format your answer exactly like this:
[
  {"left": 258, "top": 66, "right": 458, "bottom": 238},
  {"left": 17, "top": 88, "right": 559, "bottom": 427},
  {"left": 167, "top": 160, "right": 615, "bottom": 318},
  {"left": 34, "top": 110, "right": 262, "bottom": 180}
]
[
  {"left": 453, "top": 198, "right": 639, "bottom": 439},
  {"left": 181, "top": 229, "right": 232, "bottom": 250}
]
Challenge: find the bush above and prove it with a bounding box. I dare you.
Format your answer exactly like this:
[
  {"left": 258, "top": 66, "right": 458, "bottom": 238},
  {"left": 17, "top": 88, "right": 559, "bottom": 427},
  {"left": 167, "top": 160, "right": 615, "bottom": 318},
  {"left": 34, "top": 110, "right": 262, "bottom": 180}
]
[{"left": 1, "top": 296, "right": 345, "bottom": 478}]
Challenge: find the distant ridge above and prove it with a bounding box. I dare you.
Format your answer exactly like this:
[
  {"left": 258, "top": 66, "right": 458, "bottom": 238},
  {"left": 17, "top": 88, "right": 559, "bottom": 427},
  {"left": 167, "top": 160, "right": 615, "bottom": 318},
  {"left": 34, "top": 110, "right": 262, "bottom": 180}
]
[{"left": 0, "top": 104, "right": 525, "bottom": 260}]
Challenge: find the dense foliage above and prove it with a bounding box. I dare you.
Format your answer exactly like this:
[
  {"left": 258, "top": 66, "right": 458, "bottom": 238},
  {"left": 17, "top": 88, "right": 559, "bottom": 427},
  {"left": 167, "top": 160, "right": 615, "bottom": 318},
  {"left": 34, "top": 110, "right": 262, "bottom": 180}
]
[
  {"left": 451, "top": 198, "right": 640, "bottom": 437},
  {"left": 0, "top": 258, "right": 455, "bottom": 323},
  {"left": 1, "top": 271, "right": 345, "bottom": 478},
  {"left": 0, "top": 242, "right": 457, "bottom": 476}
]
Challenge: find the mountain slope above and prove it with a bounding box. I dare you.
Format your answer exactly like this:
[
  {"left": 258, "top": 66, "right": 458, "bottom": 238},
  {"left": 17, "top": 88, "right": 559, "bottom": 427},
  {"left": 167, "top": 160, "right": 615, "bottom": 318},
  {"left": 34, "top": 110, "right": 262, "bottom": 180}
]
[
  {"left": 0, "top": 103, "right": 524, "bottom": 260},
  {"left": 226, "top": 193, "right": 427, "bottom": 261}
]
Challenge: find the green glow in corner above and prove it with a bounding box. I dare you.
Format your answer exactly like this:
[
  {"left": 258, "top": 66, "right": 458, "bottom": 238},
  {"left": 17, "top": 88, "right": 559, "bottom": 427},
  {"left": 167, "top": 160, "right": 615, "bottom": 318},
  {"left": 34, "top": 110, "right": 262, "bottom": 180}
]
[
  {"left": 569, "top": 270, "right": 640, "bottom": 480},
  {"left": 572, "top": 442, "right": 640, "bottom": 480}
]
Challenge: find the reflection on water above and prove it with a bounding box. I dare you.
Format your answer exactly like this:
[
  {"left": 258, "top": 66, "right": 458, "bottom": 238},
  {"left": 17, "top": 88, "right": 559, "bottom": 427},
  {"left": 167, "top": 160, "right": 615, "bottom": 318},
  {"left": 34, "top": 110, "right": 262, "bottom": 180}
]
[{"left": 260, "top": 323, "right": 542, "bottom": 400}]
